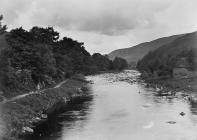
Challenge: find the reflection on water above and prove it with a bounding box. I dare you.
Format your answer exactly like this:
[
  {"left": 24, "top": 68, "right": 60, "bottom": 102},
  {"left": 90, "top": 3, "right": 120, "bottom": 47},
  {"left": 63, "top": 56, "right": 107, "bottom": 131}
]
[{"left": 27, "top": 70, "right": 197, "bottom": 140}]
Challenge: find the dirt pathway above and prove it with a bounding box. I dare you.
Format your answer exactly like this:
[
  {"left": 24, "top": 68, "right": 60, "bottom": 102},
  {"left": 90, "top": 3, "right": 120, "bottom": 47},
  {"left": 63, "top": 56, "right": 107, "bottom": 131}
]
[{"left": 1, "top": 80, "right": 68, "bottom": 104}]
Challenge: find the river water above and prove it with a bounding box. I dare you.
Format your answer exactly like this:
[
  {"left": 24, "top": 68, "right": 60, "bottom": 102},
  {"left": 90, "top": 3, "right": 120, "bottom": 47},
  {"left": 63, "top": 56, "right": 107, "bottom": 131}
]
[{"left": 28, "top": 70, "right": 197, "bottom": 140}]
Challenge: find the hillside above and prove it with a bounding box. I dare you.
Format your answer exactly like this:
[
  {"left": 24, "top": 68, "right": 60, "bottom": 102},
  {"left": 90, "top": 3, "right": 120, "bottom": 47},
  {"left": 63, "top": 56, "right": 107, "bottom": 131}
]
[
  {"left": 108, "top": 34, "right": 185, "bottom": 65},
  {"left": 146, "top": 31, "right": 197, "bottom": 60},
  {"left": 137, "top": 31, "right": 197, "bottom": 77},
  {"left": 135, "top": 31, "right": 197, "bottom": 93}
]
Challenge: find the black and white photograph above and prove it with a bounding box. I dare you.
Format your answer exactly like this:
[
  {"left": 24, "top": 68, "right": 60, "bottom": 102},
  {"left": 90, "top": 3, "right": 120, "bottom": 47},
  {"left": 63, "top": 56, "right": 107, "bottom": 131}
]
[{"left": 0, "top": 0, "right": 197, "bottom": 140}]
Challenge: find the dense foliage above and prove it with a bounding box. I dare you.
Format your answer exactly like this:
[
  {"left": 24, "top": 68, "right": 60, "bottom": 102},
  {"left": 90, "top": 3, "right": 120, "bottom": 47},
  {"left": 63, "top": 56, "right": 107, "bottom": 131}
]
[
  {"left": 137, "top": 32, "right": 197, "bottom": 78},
  {"left": 0, "top": 25, "right": 128, "bottom": 96},
  {"left": 0, "top": 15, "right": 7, "bottom": 34},
  {"left": 112, "top": 57, "right": 128, "bottom": 70},
  {"left": 92, "top": 53, "right": 113, "bottom": 71}
]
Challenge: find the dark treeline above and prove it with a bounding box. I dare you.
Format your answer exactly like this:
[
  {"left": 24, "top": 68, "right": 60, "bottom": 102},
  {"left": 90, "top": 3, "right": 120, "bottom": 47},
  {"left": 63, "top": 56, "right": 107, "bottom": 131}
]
[
  {"left": 137, "top": 32, "right": 197, "bottom": 78},
  {"left": 0, "top": 17, "right": 128, "bottom": 96},
  {"left": 137, "top": 50, "right": 195, "bottom": 78},
  {"left": 0, "top": 15, "right": 7, "bottom": 34}
]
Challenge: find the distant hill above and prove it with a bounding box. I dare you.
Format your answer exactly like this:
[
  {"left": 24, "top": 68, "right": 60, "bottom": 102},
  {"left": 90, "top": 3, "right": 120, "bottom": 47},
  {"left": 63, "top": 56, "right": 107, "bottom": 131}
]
[
  {"left": 145, "top": 31, "right": 197, "bottom": 59},
  {"left": 108, "top": 33, "right": 185, "bottom": 65}
]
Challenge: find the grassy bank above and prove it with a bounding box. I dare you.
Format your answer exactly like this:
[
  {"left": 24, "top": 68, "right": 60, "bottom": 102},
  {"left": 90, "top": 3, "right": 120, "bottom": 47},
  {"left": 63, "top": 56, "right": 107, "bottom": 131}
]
[
  {"left": 144, "top": 76, "right": 197, "bottom": 93},
  {"left": 0, "top": 75, "right": 90, "bottom": 140}
]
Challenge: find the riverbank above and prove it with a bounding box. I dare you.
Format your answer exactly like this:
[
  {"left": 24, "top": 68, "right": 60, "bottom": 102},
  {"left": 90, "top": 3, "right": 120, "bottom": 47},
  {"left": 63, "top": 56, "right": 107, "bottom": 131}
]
[
  {"left": 143, "top": 76, "right": 197, "bottom": 98},
  {"left": 0, "top": 74, "right": 91, "bottom": 140}
]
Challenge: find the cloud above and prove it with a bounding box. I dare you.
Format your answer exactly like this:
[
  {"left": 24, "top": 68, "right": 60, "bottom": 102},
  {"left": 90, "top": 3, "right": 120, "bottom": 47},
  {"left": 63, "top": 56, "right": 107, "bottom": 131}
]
[
  {"left": 0, "top": 0, "right": 33, "bottom": 25},
  {"left": 0, "top": 0, "right": 171, "bottom": 35},
  {"left": 0, "top": 0, "right": 197, "bottom": 53}
]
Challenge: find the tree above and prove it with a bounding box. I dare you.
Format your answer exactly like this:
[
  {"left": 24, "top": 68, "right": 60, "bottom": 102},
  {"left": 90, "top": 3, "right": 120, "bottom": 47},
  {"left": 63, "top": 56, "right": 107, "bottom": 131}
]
[
  {"left": 187, "top": 49, "right": 196, "bottom": 70},
  {"left": 53, "top": 37, "right": 92, "bottom": 74},
  {"left": 54, "top": 53, "right": 73, "bottom": 79},
  {"left": 5, "top": 28, "right": 57, "bottom": 85},
  {"left": 0, "top": 23, "right": 128, "bottom": 96},
  {"left": 0, "top": 15, "right": 7, "bottom": 34},
  {"left": 30, "top": 26, "right": 59, "bottom": 44},
  {"left": 112, "top": 57, "right": 128, "bottom": 70},
  {"left": 92, "top": 53, "right": 112, "bottom": 71}
]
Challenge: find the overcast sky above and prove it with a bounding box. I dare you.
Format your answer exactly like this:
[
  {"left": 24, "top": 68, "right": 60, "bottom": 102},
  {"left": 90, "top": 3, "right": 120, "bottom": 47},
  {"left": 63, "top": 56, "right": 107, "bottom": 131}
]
[{"left": 0, "top": 0, "right": 197, "bottom": 54}]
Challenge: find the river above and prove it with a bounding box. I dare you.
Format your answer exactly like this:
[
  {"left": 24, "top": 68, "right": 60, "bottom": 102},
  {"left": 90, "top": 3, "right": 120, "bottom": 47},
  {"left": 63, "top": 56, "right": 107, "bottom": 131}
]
[{"left": 27, "top": 70, "right": 197, "bottom": 140}]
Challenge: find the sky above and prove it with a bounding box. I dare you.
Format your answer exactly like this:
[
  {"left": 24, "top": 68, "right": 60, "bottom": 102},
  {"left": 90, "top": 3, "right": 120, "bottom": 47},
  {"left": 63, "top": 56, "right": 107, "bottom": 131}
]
[{"left": 0, "top": 0, "right": 197, "bottom": 54}]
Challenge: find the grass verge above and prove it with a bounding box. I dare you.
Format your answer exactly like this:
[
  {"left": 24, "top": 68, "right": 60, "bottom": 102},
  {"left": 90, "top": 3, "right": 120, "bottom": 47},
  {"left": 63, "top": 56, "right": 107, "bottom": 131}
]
[
  {"left": 0, "top": 75, "right": 90, "bottom": 140},
  {"left": 144, "top": 76, "right": 197, "bottom": 93}
]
